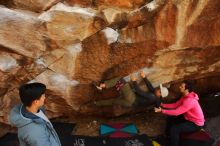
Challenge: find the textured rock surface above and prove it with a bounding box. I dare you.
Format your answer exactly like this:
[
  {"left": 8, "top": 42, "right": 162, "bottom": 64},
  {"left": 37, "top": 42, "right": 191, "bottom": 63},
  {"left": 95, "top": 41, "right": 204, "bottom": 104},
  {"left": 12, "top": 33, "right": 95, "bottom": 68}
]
[
  {"left": 0, "top": 7, "right": 47, "bottom": 58},
  {"left": 0, "top": 0, "right": 60, "bottom": 12},
  {"left": 0, "top": 0, "right": 220, "bottom": 124},
  {"left": 66, "top": 0, "right": 146, "bottom": 9}
]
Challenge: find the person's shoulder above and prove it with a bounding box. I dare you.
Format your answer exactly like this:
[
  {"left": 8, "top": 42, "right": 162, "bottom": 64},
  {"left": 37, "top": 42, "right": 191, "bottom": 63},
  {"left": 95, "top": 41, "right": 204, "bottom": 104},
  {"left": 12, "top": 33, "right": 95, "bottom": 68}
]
[
  {"left": 20, "top": 121, "right": 46, "bottom": 134},
  {"left": 9, "top": 104, "right": 22, "bottom": 118},
  {"left": 11, "top": 104, "right": 22, "bottom": 111},
  {"left": 183, "top": 94, "right": 197, "bottom": 103},
  {"left": 185, "top": 92, "right": 198, "bottom": 99}
]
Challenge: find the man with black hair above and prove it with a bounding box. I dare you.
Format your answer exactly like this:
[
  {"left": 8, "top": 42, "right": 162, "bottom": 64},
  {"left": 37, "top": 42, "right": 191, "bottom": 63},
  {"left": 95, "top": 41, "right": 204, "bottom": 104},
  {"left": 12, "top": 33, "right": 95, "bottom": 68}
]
[
  {"left": 155, "top": 81, "right": 205, "bottom": 146},
  {"left": 9, "top": 82, "right": 61, "bottom": 146}
]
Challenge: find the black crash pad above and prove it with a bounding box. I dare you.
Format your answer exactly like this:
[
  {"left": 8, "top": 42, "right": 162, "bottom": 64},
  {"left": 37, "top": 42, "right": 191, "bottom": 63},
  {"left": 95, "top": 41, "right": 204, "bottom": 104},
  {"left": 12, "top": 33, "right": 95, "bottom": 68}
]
[{"left": 62, "top": 134, "right": 153, "bottom": 146}]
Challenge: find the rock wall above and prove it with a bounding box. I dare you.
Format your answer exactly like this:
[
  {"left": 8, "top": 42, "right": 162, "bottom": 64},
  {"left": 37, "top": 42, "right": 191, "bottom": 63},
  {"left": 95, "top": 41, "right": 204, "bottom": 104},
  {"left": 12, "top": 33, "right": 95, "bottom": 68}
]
[{"left": 0, "top": 0, "right": 220, "bottom": 124}]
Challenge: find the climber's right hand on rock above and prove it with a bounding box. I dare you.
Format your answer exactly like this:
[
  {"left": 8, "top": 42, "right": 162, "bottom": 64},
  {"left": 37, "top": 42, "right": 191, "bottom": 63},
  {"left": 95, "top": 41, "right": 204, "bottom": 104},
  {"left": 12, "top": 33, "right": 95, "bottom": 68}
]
[
  {"left": 140, "top": 71, "right": 146, "bottom": 78},
  {"left": 130, "top": 74, "right": 137, "bottom": 81}
]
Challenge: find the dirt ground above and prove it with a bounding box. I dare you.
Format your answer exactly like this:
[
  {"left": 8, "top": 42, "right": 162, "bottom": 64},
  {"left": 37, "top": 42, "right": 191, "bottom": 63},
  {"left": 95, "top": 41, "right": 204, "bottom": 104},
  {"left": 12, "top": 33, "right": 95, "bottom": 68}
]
[{"left": 62, "top": 109, "right": 167, "bottom": 137}]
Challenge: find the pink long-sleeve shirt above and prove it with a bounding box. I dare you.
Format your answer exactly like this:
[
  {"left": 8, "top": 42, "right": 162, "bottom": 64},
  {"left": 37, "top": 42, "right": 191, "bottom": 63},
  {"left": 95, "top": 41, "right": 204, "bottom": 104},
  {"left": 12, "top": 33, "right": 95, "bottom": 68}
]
[{"left": 161, "top": 92, "right": 205, "bottom": 126}]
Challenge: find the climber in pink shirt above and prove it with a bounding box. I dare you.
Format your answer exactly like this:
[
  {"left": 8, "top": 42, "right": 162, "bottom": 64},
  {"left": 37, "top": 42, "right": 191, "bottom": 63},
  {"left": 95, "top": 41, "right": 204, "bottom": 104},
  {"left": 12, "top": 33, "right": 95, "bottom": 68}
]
[{"left": 155, "top": 81, "right": 205, "bottom": 146}]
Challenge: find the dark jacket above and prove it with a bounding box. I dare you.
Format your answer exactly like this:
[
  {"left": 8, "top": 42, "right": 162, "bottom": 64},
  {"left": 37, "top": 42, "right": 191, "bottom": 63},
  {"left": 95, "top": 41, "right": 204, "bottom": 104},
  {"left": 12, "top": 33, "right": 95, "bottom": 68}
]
[{"left": 132, "top": 77, "right": 161, "bottom": 107}]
